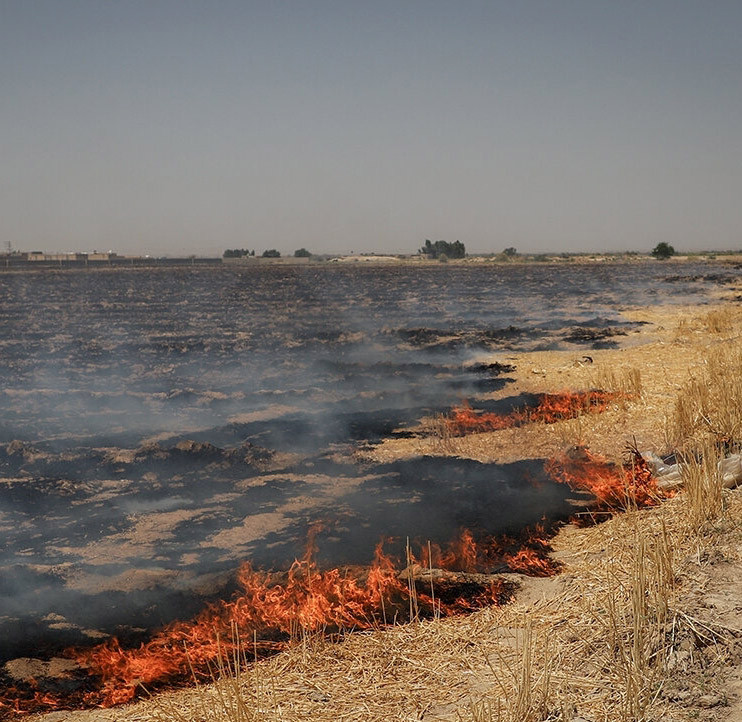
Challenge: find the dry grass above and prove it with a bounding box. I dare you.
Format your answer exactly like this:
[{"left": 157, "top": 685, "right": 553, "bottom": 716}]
[
  {"left": 464, "top": 620, "right": 560, "bottom": 722},
  {"left": 670, "top": 343, "right": 742, "bottom": 449},
  {"left": 590, "top": 365, "right": 643, "bottom": 399},
  {"left": 426, "top": 412, "right": 458, "bottom": 455},
  {"left": 680, "top": 441, "right": 726, "bottom": 533},
  {"left": 703, "top": 307, "right": 736, "bottom": 334},
  {"left": 145, "top": 627, "right": 279, "bottom": 722}
]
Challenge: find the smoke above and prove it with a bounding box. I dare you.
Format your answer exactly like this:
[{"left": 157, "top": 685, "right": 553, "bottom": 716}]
[{"left": 0, "top": 261, "right": 735, "bottom": 663}]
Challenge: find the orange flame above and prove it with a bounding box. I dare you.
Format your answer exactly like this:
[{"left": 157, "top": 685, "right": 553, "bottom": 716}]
[
  {"left": 420, "top": 529, "right": 480, "bottom": 572},
  {"left": 68, "top": 534, "right": 516, "bottom": 708},
  {"left": 504, "top": 548, "right": 558, "bottom": 576},
  {"left": 446, "top": 390, "right": 623, "bottom": 436},
  {"left": 3, "top": 435, "right": 662, "bottom": 715},
  {"left": 415, "top": 526, "right": 559, "bottom": 579},
  {"left": 502, "top": 523, "right": 560, "bottom": 576},
  {"left": 545, "top": 445, "right": 660, "bottom": 510},
  {"left": 0, "top": 530, "right": 522, "bottom": 715},
  {"left": 0, "top": 687, "right": 71, "bottom": 718}
]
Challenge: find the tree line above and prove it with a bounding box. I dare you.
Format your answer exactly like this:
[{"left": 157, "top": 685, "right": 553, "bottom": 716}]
[
  {"left": 418, "top": 239, "right": 466, "bottom": 259},
  {"left": 223, "top": 248, "right": 312, "bottom": 258},
  {"left": 224, "top": 241, "right": 677, "bottom": 260}
]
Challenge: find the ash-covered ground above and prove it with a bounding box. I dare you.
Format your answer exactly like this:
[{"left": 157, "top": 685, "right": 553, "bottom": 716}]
[{"left": 0, "top": 262, "right": 733, "bottom": 660}]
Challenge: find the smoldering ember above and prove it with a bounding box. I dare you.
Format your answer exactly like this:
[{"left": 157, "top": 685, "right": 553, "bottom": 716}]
[{"left": 0, "top": 261, "right": 739, "bottom": 715}]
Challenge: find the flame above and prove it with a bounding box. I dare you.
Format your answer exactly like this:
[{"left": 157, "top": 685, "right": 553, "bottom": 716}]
[
  {"left": 446, "top": 390, "right": 623, "bottom": 436},
  {"left": 504, "top": 548, "right": 558, "bottom": 576},
  {"left": 419, "top": 529, "right": 479, "bottom": 572},
  {"left": 67, "top": 533, "right": 516, "bottom": 708},
  {"left": 502, "top": 523, "right": 560, "bottom": 576},
  {"left": 2, "top": 429, "right": 663, "bottom": 715},
  {"left": 0, "top": 687, "right": 69, "bottom": 718},
  {"left": 0, "top": 529, "right": 523, "bottom": 715},
  {"left": 545, "top": 445, "right": 660, "bottom": 509},
  {"left": 415, "top": 527, "right": 558, "bottom": 578}
]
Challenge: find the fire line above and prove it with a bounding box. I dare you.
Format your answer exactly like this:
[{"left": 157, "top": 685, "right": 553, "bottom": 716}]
[
  {"left": 1, "top": 422, "right": 665, "bottom": 715},
  {"left": 445, "top": 390, "right": 625, "bottom": 436}
]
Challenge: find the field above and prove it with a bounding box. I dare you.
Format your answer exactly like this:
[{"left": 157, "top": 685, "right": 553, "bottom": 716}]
[{"left": 1, "top": 261, "right": 741, "bottom": 720}]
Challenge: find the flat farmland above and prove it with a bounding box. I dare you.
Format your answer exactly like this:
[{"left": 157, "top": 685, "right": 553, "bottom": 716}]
[{"left": 0, "top": 262, "right": 732, "bottom": 661}]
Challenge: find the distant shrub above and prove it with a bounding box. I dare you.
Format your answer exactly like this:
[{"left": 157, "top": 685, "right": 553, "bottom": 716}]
[
  {"left": 419, "top": 239, "right": 466, "bottom": 259},
  {"left": 651, "top": 242, "right": 675, "bottom": 260},
  {"left": 262, "top": 249, "right": 281, "bottom": 258},
  {"left": 294, "top": 248, "right": 312, "bottom": 257},
  {"left": 223, "top": 248, "right": 251, "bottom": 258}
]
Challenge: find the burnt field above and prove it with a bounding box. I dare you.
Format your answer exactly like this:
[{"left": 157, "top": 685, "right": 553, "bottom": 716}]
[{"left": 0, "top": 262, "right": 733, "bottom": 666}]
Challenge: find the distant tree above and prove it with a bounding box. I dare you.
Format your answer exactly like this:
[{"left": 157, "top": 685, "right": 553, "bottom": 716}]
[
  {"left": 294, "top": 248, "right": 312, "bottom": 257},
  {"left": 419, "top": 239, "right": 466, "bottom": 259},
  {"left": 262, "top": 249, "right": 281, "bottom": 258},
  {"left": 651, "top": 242, "right": 675, "bottom": 260},
  {"left": 503, "top": 247, "right": 518, "bottom": 257},
  {"left": 223, "top": 248, "right": 251, "bottom": 258},
  {"left": 450, "top": 240, "right": 466, "bottom": 258}
]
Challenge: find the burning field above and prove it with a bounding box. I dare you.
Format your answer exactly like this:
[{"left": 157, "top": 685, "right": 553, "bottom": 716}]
[{"left": 0, "top": 261, "right": 739, "bottom": 718}]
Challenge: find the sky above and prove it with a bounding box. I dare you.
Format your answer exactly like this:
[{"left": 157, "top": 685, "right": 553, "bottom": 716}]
[{"left": 2, "top": 1, "right": 741, "bottom": 257}]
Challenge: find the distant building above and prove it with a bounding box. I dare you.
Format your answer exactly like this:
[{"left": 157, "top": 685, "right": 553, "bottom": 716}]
[
  {"left": 26, "top": 251, "right": 89, "bottom": 262},
  {"left": 1, "top": 250, "right": 220, "bottom": 268}
]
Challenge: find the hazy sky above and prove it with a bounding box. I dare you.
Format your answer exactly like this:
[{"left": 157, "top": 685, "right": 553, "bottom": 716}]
[{"left": 2, "top": 1, "right": 741, "bottom": 257}]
